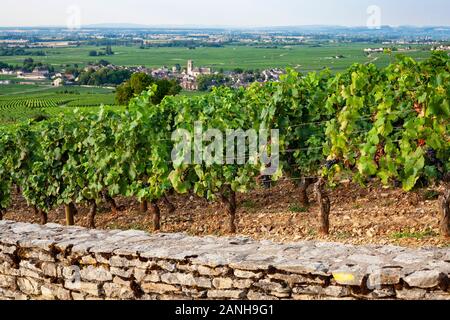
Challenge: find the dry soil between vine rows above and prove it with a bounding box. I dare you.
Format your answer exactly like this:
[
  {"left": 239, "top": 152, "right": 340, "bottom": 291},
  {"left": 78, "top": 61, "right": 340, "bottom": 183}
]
[{"left": 4, "top": 181, "right": 450, "bottom": 248}]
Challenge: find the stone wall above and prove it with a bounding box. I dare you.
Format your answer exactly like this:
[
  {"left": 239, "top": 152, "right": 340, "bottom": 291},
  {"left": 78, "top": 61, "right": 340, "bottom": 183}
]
[{"left": 0, "top": 220, "right": 449, "bottom": 300}]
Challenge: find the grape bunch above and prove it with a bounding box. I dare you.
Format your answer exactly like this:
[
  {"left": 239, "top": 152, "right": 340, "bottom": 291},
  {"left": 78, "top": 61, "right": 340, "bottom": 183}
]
[{"left": 324, "top": 159, "right": 339, "bottom": 170}]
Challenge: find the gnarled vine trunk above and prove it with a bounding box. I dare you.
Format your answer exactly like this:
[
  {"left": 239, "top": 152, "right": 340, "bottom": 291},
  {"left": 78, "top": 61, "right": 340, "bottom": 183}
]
[
  {"left": 88, "top": 200, "right": 97, "bottom": 229},
  {"left": 0, "top": 209, "right": 3, "bottom": 220},
  {"left": 162, "top": 195, "right": 176, "bottom": 213},
  {"left": 64, "top": 203, "right": 77, "bottom": 226},
  {"left": 34, "top": 206, "right": 47, "bottom": 225},
  {"left": 439, "top": 188, "right": 450, "bottom": 238},
  {"left": 104, "top": 193, "right": 118, "bottom": 215},
  {"left": 150, "top": 200, "right": 161, "bottom": 231},
  {"left": 140, "top": 200, "right": 148, "bottom": 213},
  {"left": 221, "top": 186, "right": 237, "bottom": 234},
  {"left": 297, "top": 177, "right": 315, "bottom": 206},
  {"left": 314, "top": 177, "right": 330, "bottom": 235}
]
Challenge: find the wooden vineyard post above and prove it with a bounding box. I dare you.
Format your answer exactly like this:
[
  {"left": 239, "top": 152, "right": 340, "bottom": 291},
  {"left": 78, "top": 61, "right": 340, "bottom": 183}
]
[
  {"left": 64, "top": 203, "right": 76, "bottom": 226},
  {"left": 439, "top": 187, "right": 450, "bottom": 238},
  {"left": 150, "top": 200, "right": 161, "bottom": 231},
  {"left": 88, "top": 200, "right": 97, "bottom": 229},
  {"left": 221, "top": 186, "right": 237, "bottom": 234},
  {"left": 314, "top": 177, "right": 330, "bottom": 235}
]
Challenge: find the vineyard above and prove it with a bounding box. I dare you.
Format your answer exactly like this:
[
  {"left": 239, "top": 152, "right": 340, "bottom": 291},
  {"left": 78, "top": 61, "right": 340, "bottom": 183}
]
[
  {"left": 0, "top": 52, "right": 449, "bottom": 243},
  {"left": 0, "top": 92, "right": 116, "bottom": 123}
]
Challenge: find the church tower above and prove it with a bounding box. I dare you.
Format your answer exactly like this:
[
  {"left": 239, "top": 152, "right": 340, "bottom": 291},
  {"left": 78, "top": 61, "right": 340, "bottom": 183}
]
[{"left": 187, "top": 60, "right": 194, "bottom": 75}]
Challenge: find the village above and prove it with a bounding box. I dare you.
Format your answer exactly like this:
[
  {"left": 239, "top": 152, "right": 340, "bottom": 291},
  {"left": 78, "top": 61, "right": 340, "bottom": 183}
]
[{"left": 0, "top": 59, "right": 286, "bottom": 91}]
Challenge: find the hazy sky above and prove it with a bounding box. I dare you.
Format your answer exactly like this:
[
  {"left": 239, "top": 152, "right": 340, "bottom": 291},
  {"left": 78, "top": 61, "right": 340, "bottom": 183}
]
[{"left": 1, "top": 0, "right": 449, "bottom": 27}]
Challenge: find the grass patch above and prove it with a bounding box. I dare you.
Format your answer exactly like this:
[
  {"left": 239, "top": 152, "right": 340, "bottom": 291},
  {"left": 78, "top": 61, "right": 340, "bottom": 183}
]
[
  {"left": 335, "top": 231, "right": 352, "bottom": 239},
  {"left": 241, "top": 200, "right": 257, "bottom": 210},
  {"left": 391, "top": 228, "right": 438, "bottom": 240},
  {"left": 107, "top": 222, "right": 148, "bottom": 231},
  {"left": 289, "top": 203, "right": 309, "bottom": 213},
  {"left": 423, "top": 190, "right": 440, "bottom": 201}
]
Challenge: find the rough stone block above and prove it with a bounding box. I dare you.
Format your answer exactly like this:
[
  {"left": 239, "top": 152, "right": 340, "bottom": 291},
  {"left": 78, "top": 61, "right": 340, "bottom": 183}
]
[
  {"left": 404, "top": 270, "right": 446, "bottom": 289},
  {"left": 234, "top": 269, "right": 263, "bottom": 279},
  {"left": 212, "top": 277, "right": 234, "bottom": 289},
  {"left": 80, "top": 265, "right": 113, "bottom": 282},
  {"left": 140, "top": 282, "right": 180, "bottom": 294},
  {"left": 17, "top": 277, "right": 41, "bottom": 295},
  {"left": 207, "top": 290, "right": 245, "bottom": 299},
  {"left": 64, "top": 280, "right": 102, "bottom": 297},
  {"left": 0, "top": 275, "right": 16, "bottom": 289}
]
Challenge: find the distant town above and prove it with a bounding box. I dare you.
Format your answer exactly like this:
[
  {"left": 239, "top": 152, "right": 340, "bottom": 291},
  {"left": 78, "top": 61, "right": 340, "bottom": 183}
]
[{"left": 0, "top": 26, "right": 449, "bottom": 93}]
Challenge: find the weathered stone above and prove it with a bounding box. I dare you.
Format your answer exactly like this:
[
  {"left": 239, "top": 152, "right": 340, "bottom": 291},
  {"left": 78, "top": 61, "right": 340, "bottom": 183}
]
[
  {"left": 141, "top": 282, "right": 180, "bottom": 294},
  {"left": 19, "top": 261, "right": 42, "bottom": 278},
  {"left": 247, "top": 290, "right": 278, "bottom": 300},
  {"left": 233, "top": 279, "right": 254, "bottom": 289},
  {"left": 293, "top": 285, "right": 323, "bottom": 295},
  {"left": 110, "top": 267, "right": 133, "bottom": 278},
  {"left": 94, "top": 255, "right": 110, "bottom": 265},
  {"left": 277, "top": 261, "right": 330, "bottom": 276},
  {"left": 134, "top": 269, "right": 160, "bottom": 283},
  {"left": 104, "top": 282, "right": 135, "bottom": 299},
  {"left": 212, "top": 277, "right": 234, "bottom": 289},
  {"left": 0, "top": 288, "right": 28, "bottom": 300},
  {"left": 80, "top": 255, "right": 97, "bottom": 265},
  {"left": 41, "top": 284, "right": 71, "bottom": 300},
  {"left": 194, "top": 277, "right": 213, "bottom": 289},
  {"left": 64, "top": 280, "right": 102, "bottom": 296},
  {"left": 182, "top": 287, "right": 207, "bottom": 299},
  {"left": 80, "top": 265, "right": 112, "bottom": 282},
  {"left": 0, "top": 275, "right": 16, "bottom": 289},
  {"left": 424, "top": 291, "right": 450, "bottom": 300},
  {"left": 160, "top": 272, "right": 211, "bottom": 288},
  {"left": 396, "top": 288, "right": 427, "bottom": 300},
  {"left": 17, "top": 277, "right": 41, "bottom": 295},
  {"left": 0, "top": 245, "right": 16, "bottom": 255},
  {"left": 157, "top": 260, "right": 177, "bottom": 272},
  {"left": 161, "top": 272, "right": 195, "bottom": 286},
  {"left": 323, "top": 286, "right": 350, "bottom": 298},
  {"left": 0, "top": 262, "right": 19, "bottom": 276},
  {"left": 292, "top": 294, "right": 317, "bottom": 300},
  {"left": 269, "top": 273, "right": 321, "bottom": 285},
  {"left": 234, "top": 269, "right": 263, "bottom": 279},
  {"left": 110, "top": 256, "right": 138, "bottom": 268},
  {"left": 207, "top": 290, "right": 245, "bottom": 299},
  {"left": 370, "top": 287, "right": 396, "bottom": 299},
  {"left": 197, "top": 265, "right": 229, "bottom": 277},
  {"left": 367, "top": 270, "right": 401, "bottom": 287},
  {"left": 404, "top": 270, "right": 446, "bottom": 289},
  {"left": 71, "top": 292, "right": 86, "bottom": 300},
  {"left": 254, "top": 279, "right": 290, "bottom": 294},
  {"left": 41, "top": 262, "right": 57, "bottom": 278}
]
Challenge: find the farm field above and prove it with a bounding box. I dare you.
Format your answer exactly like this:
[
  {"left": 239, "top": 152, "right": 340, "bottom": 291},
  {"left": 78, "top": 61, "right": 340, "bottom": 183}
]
[
  {"left": 0, "top": 43, "right": 432, "bottom": 73},
  {"left": 0, "top": 86, "right": 117, "bottom": 124},
  {"left": 0, "top": 43, "right": 432, "bottom": 123}
]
